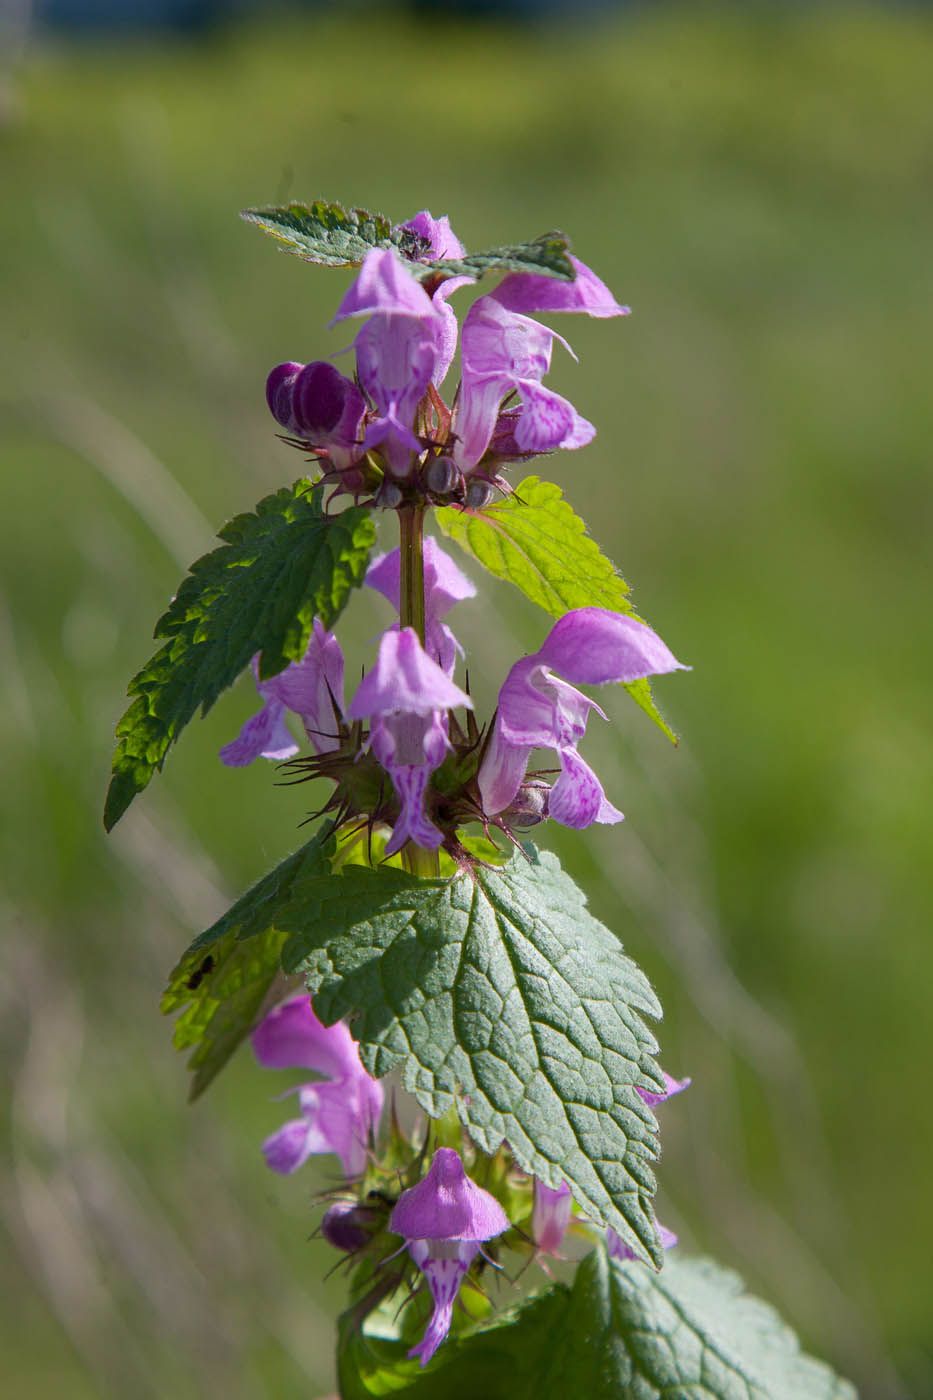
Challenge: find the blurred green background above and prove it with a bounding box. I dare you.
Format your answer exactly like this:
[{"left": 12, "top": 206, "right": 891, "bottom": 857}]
[{"left": 1, "top": 3, "right": 931, "bottom": 1396}]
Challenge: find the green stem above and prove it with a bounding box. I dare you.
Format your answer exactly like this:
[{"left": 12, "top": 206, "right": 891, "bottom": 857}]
[
  {"left": 398, "top": 504, "right": 427, "bottom": 647},
  {"left": 397, "top": 504, "right": 439, "bottom": 879}
]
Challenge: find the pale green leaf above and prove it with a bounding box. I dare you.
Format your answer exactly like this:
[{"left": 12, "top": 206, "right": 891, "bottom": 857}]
[{"left": 437, "top": 476, "right": 677, "bottom": 742}]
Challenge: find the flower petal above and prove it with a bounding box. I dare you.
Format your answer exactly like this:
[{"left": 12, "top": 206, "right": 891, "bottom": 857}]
[
  {"left": 389, "top": 1148, "right": 510, "bottom": 1243},
  {"left": 536, "top": 608, "right": 687, "bottom": 686},
  {"left": 637, "top": 1071, "right": 691, "bottom": 1107},
  {"left": 219, "top": 699, "right": 297, "bottom": 767},
  {"left": 532, "top": 1179, "right": 573, "bottom": 1255},
  {"left": 513, "top": 380, "right": 596, "bottom": 455},
  {"left": 261, "top": 1117, "right": 317, "bottom": 1175},
  {"left": 549, "top": 747, "right": 622, "bottom": 829},
  {"left": 252, "top": 995, "right": 362, "bottom": 1080},
  {"left": 492, "top": 255, "right": 629, "bottom": 319},
  {"left": 297, "top": 1079, "right": 380, "bottom": 1178},
  {"left": 381, "top": 759, "right": 445, "bottom": 856},
  {"left": 330, "top": 247, "right": 436, "bottom": 323},
  {"left": 476, "top": 719, "right": 532, "bottom": 817},
  {"left": 265, "top": 619, "right": 345, "bottom": 754},
  {"left": 348, "top": 628, "right": 471, "bottom": 720},
  {"left": 406, "top": 1241, "right": 479, "bottom": 1368}
]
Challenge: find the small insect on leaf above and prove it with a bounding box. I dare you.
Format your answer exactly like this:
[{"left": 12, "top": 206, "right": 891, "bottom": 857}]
[{"left": 185, "top": 954, "right": 216, "bottom": 992}]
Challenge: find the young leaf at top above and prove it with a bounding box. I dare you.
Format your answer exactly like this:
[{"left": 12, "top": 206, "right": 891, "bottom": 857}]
[
  {"left": 240, "top": 201, "right": 396, "bottom": 266},
  {"left": 104, "top": 483, "right": 374, "bottom": 830},
  {"left": 162, "top": 827, "right": 336, "bottom": 1099},
  {"left": 242, "top": 199, "right": 574, "bottom": 284},
  {"left": 436, "top": 476, "right": 677, "bottom": 742},
  {"left": 222, "top": 843, "right": 666, "bottom": 1262},
  {"left": 338, "top": 1249, "right": 857, "bottom": 1400}
]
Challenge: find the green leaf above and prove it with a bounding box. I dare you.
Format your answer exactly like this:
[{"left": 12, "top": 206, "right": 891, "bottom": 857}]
[
  {"left": 424, "top": 232, "right": 574, "bottom": 282},
  {"left": 436, "top": 476, "right": 677, "bottom": 742},
  {"left": 104, "top": 482, "right": 374, "bottom": 830},
  {"left": 241, "top": 199, "right": 574, "bottom": 282},
  {"left": 437, "top": 475, "right": 635, "bottom": 617},
  {"left": 161, "top": 828, "right": 336, "bottom": 1099},
  {"left": 336, "top": 1285, "right": 566, "bottom": 1400},
  {"left": 338, "top": 1251, "right": 856, "bottom": 1400},
  {"left": 535, "top": 1249, "right": 857, "bottom": 1400},
  {"left": 240, "top": 200, "right": 396, "bottom": 266},
  {"left": 275, "top": 845, "right": 666, "bottom": 1262}
]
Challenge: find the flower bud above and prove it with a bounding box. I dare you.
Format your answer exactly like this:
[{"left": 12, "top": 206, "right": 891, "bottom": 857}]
[
  {"left": 424, "top": 455, "right": 461, "bottom": 496},
  {"left": 321, "top": 1199, "right": 375, "bottom": 1254},
  {"left": 266, "top": 362, "right": 303, "bottom": 430},
  {"left": 378, "top": 482, "right": 404, "bottom": 509},
  {"left": 292, "top": 361, "right": 365, "bottom": 441},
  {"left": 465, "top": 479, "right": 494, "bottom": 511},
  {"left": 501, "top": 779, "right": 550, "bottom": 829}
]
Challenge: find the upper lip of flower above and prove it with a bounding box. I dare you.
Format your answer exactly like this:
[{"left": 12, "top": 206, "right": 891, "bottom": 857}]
[{"left": 477, "top": 608, "right": 687, "bottom": 828}]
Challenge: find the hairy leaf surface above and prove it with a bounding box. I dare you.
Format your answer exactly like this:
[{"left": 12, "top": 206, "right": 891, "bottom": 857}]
[
  {"left": 104, "top": 483, "right": 374, "bottom": 829},
  {"left": 241, "top": 200, "right": 396, "bottom": 265},
  {"left": 242, "top": 200, "right": 574, "bottom": 282},
  {"left": 437, "top": 477, "right": 676, "bottom": 741},
  {"left": 338, "top": 1250, "right": 857, "bottom": 1400}
]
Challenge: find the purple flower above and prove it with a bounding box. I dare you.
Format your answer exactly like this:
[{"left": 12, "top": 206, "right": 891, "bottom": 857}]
[
  {"left": 321, "top": 1199, "right": 376, "bottom": 1254},
  {"left": 607, "top": 1221, "right": 678, "bottom": 1263},
  {"left": 531, "top": 1179, "right": 573, "bottom": 1256},
  {"left": 365, "top": 537, "right": 476, "bottom": 676},
  {"left": 348, "top": 628, "right": 472, "bottom": 855},
  {"left": 252, "top": 996, "right": 383, "bottom": 1180},
  {"left": 220, "top": 619, "right": 344, "bottom": 766},
  {"left": 491, "top": 255, "right": 630, "bottom": 320},
  {"left": 265, "top": 360, "right": 366, "bottom": 472},
  {"left": 453, "top": 296, "right": 595, "bottom": 472},
  {"left": 638, "top": 1070, "right": 691, "bottom": 1108},
  {"left": 477, "top": 608, "right": 687, "bottom": 828},
  {"left": 389, "top": 1148, "right": 509, "bottom": 1367},
  {"left": 331, "top": 248, "right": 453, "bottom": 477}
]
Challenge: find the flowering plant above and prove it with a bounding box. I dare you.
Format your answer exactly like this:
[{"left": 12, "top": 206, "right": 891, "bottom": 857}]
[{"left": 106, "top": 200, "right": 854, "bottom": 1397}]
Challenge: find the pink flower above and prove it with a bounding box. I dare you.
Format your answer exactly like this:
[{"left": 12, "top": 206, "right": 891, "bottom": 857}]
[
  {"left": 348, "top": 628, "right": 472, "bottom": 855},
  {"left": 389, "top": 1148, "right": 509, "bottom": 1367},
  {"left": 453, "top": 297, "right": 595, "bottom": 472},
  {"left": 219, "top": 620, "right": 345, "bottom": 767},
  {"left": 252, "top": 996, "right": 383, "bottom": 1179},
  {"left": 531, "top": 1179, "right": 573, "bottom": 1256},
  {"left": 478, "top": 608, "right": 687, "bottom": 828},
  {"left": 331, "top": 248, "right": 453, "bottom": 477}
]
